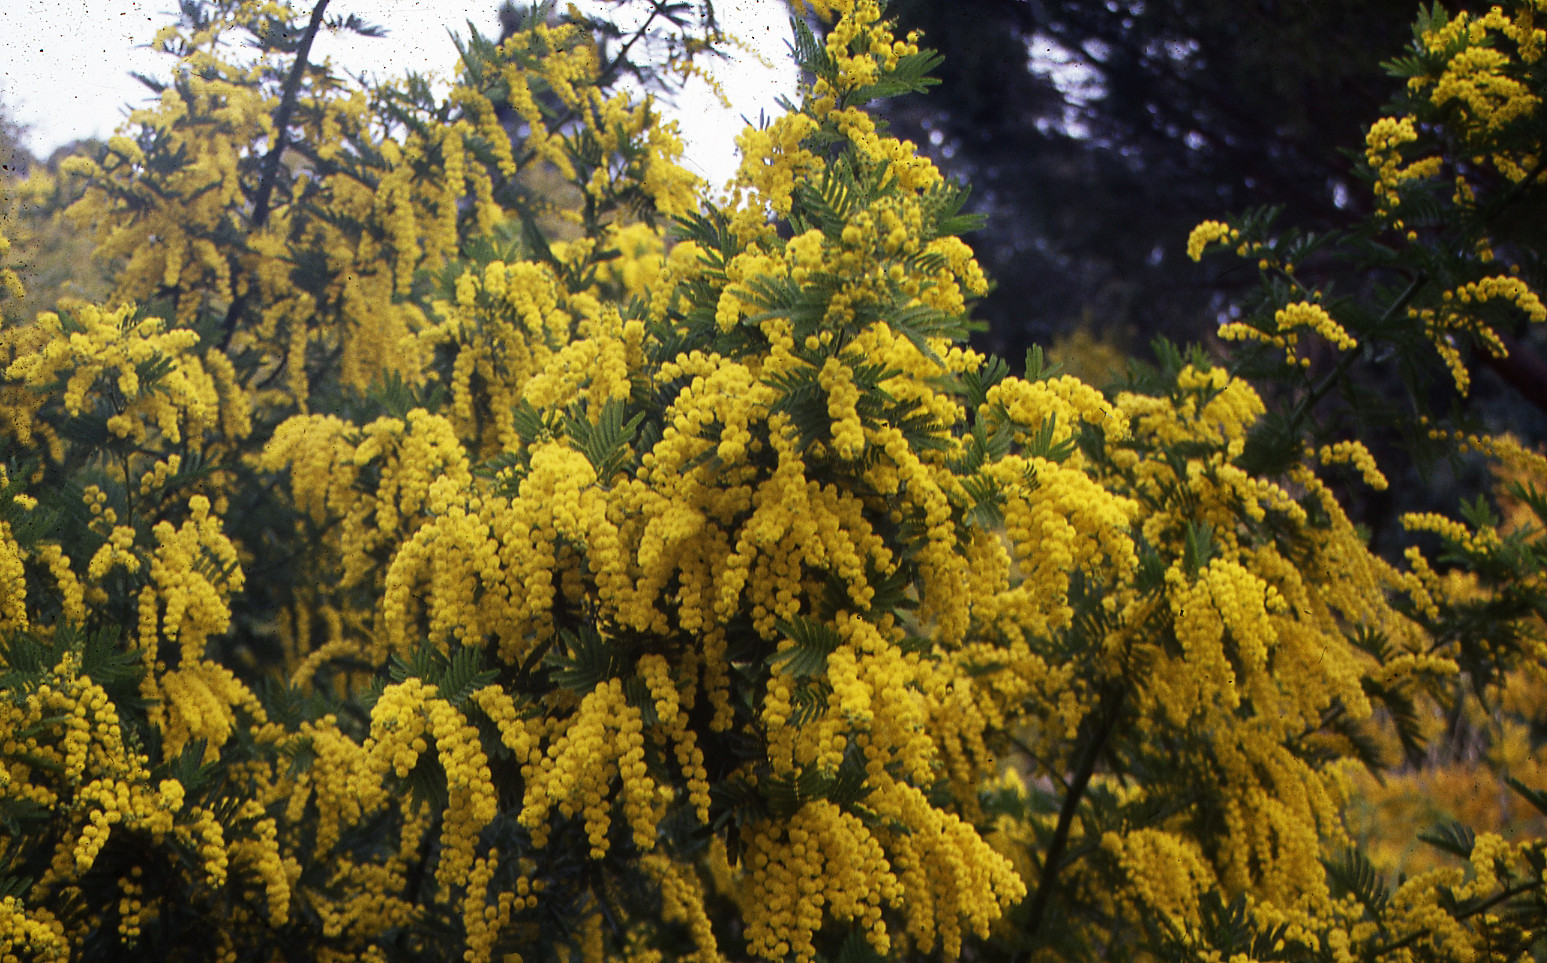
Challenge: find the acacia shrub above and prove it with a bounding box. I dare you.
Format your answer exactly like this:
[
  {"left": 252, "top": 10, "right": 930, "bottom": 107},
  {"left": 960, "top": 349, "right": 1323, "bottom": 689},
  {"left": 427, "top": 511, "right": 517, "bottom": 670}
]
[{"left": 1, "top": 1, "right": 1546, "bottom": 962}]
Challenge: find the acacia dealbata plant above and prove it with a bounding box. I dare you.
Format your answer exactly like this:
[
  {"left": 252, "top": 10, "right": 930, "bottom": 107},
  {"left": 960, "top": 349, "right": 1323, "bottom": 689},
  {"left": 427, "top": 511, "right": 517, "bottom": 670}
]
[{"left": 4, "top": 0, "right": 1547, "bottom": 960}]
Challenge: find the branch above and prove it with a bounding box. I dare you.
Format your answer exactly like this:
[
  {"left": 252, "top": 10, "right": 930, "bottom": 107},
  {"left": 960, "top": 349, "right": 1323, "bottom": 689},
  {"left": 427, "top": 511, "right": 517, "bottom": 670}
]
[
  {"left": 252, "top": 0, "right": 329, "bottom": 231},
  {"left": 220, "top": 0, "right": 330, "bottom": 350},
  {"left": 593, "top": 2, "right": 664, "bottom": 91},
  {"left": 1023, "top": 684, "right": 1125, "bottom": 939},
  {"left": 1371, "top": 877, "right": 1543, "bottom": 958}
]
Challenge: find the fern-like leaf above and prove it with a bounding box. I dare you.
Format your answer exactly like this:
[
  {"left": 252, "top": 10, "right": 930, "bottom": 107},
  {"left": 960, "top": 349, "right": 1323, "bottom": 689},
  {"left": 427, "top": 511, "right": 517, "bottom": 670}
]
[
  {"left": 769, "top": 616, "right": 843, "bottom": 678},
  {"left": 544, "top": 625, "right": 619, "bottom": 691},
  {"left": 563, "top": 398, "right": 644, "bottom": 482},
  {"left": 1324, "top": 847, "right": 1390, "bottom": 918},
  {"left": 1418, "top": 819, "right": 1475, "bottom": 859}
]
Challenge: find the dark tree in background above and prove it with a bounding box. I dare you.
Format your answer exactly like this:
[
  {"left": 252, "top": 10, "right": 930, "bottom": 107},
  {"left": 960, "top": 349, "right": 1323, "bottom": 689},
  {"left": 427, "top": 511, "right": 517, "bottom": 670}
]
[{"left": 875, "top": 0, "right": 1464, "bottom": 364}]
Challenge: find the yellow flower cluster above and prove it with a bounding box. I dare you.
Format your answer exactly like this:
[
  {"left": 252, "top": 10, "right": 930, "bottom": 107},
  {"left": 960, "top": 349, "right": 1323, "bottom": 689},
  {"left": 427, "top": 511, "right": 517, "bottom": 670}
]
[
  {"left": 139, "top": 495, "right": 246, "bottom": 663},
  {"left": 1365, "top": 115, "right": 1433, "bottom": 207},
  {"left": 1118, "top": 363, "right": 1265, "bottom": 457},
  {"left": 0, "top": 643, "right": 291, "bottom": 952},
  {"left": 1402, "top": 273, "right": 1547, "bottom": 393},
  {"left": 734, "top": 784, "right": 1025, "bottom": 962},
  {"left": 1449, "top": 272, "right": 1546, "bottom": 318},
  {"left": 515, "top": 677, "right": 662, "bottom": 858},
  {"left": 3, "top": 305, "right": 249, "bottom": 449},
  {"left": 0, "top": 895, "right": 66, "bottom": 963},
  {"left": 818, "top": 357, "right": 865, "bottom": 458},
  {"left": 597, "top": 222, "right": 668, "bottom": 301},
  {"left": 639, "top": 854, "right": 720, "bottom": 963},
  {"left": 367, "top": 678, "right": 497, "bottom": 897},
  {"left": 155, "top": 661, "right": 266, "bottom": 762},
  {"left": 494, "top": 21, "right": 602, "bottom": 178},
  {"left": 1163, "top": 557, "right": 1282, "bottom": 717},
  {"left": 735, "top": 114, "right": 824, "bottom": 217},
  {"left": 1418, "top": 7, "right": 1542, "bottom": 130},
  {"left": 65, "top": 72, "right": 270, "bottom": 323},
  {"left": 638, "top": 654, "right": 711, "bottom": 822},
  {"left": 1220, "top": 300, "right": 1357, "bottom": 365},
  {"left": 1318, "top": 439, "right": 1389, "bottom": 490},
  {"left": 1186, "top": 219, "right": 1239, "bottom": 261},
  {"left": 492, "top": 20, "right": 701, "bottom": 215},
  {"left": 0, "top": 521, "right": 24, "bottom": 635},
  {"left": 738, "top": 805, "right": 898, "bottom": 963},
  {"left": 1403, "top": 510, "right": 1501, "bottom": 554},
  {"left": 0, "top": 232, "right": 22, "bottom": 305},
  {"left": 1102, "top": 829, "right": 1218, "bottom": 936},
  {"left": 1370, "top": 2, "right": 1547, "bottom": 236}
]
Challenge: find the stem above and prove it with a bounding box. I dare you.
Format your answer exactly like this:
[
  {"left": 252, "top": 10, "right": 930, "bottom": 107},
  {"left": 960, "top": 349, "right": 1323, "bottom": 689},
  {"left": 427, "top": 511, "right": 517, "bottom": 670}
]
[
  {"left": 1289, "top": 274, "right": 1427, "bottom": 428},
  {"left": 1006, "top": 734, "right": 1068, "bottom": 794},
  {"left": 219, "top": 0, "right": 330, "bottom": 351},
  {"left": 592, "top": 2, "right": 665, "bottom": 90},
  {"left": 252, "top": 0, "right": 329, "bottom": 230},
  {"left": 1023, "top": 684, "right": 1125, "bottom": 940}
]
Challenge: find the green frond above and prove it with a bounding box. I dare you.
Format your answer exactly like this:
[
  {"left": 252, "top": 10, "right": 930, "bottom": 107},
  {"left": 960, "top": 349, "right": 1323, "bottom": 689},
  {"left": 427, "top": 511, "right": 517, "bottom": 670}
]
[
  {"left": 1325, "top": 847, "right": 1391, "bottom": 919},
  {"left": 769, "top": 616, "right": 844, "bottom": 679},
  {"left": 1024, "top": 344, "right": 1064, "bottom": 383},
  {"left": 543, "top": 625, "right": 620, "bottom": 692},
  {"left": 1418, "top": 819, "right": 1476, "bottom": 859},
  {"left": 789, "top": 16, "right": 833, "bottom": 81},
  {"left": 563, "top": 397, "right": 645, "bottom": 482},
  {"left": 1182, "top": 522, "right": 1216, "bottom": 578}
]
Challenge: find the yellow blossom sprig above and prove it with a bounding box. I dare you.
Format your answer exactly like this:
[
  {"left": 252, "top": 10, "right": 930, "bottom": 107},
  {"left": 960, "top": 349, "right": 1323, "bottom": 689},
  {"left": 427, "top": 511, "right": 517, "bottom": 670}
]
[
  {"left": 0, "top": 641, "right": 295, "bottom": 958},
  {"left": 3, "top": 304, "right": 250, "bottom": 451},
  {"left": 1416, "top": 273, "right": 1547, "bottom": 393},
  {"left": 1220, "top": 300, "right": 1358, "bottom": 368},
  {"left": 1317, "top": 438, "right": 1389, "bottom": 490},
  {"left": 1185, "top": 220, "right": 1239, "bottom": 261}
]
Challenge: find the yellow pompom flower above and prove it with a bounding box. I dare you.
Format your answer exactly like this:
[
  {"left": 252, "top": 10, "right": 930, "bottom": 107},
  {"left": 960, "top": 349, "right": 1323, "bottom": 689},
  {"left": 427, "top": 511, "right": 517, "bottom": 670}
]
[{"left": 1186, "top": 220, "right": 1238, "bottom": 260}]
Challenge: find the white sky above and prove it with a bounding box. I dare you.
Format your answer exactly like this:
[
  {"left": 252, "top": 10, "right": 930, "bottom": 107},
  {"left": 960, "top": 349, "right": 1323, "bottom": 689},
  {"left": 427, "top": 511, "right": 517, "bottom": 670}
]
[{"left": 0, "top": 0, "right": 799, "bottom": 187}]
